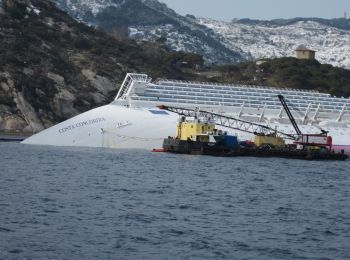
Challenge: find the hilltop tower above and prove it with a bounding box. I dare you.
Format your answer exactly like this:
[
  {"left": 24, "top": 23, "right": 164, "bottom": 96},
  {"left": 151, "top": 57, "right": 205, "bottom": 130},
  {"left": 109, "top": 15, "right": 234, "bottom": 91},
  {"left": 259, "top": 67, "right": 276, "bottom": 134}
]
[{"left": 295, "top": 45, "right": 316, "bottom": 60}]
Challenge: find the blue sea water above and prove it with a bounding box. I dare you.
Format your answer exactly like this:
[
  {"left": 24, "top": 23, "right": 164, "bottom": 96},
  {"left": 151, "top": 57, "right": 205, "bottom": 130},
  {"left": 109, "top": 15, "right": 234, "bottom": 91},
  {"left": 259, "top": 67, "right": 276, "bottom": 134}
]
[{"left": 0, "top": 142, "right": 350, "bottom": 260}]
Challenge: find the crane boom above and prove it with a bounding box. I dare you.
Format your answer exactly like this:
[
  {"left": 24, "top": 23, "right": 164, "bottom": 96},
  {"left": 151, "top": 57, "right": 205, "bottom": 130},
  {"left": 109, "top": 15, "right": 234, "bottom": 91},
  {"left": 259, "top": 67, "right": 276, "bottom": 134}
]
[
  {"left": 276, "top": 95, "right": 331, "bottom": 148},
  {"left": 277, "top": 95, "right": 302, "bottom": 136},
  {"left": 157, "top": 105, "right": 297, "bottom": 140}
]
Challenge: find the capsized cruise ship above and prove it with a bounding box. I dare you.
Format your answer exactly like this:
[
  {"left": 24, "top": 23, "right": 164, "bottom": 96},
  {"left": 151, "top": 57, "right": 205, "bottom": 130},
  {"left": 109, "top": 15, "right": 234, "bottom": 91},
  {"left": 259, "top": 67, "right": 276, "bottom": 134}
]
[{"left": 23, "top": 73, "right": 350, "bottom": 153}]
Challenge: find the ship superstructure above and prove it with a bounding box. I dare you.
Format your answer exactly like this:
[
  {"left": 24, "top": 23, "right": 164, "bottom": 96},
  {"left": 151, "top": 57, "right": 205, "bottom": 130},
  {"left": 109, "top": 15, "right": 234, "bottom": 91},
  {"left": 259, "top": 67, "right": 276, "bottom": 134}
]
[
  {"left": 23, "top": 73, "right": 350, "bottom": 153},
  {"left": 118, "top": 74, "right": 350, "bottom": 124}
]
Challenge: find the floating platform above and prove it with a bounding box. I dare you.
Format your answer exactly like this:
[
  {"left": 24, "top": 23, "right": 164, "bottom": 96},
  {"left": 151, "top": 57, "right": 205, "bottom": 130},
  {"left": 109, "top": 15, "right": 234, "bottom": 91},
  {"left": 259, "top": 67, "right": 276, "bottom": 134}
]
[{"left": 163, "top": 139, "right": 348, "bottom": 161}]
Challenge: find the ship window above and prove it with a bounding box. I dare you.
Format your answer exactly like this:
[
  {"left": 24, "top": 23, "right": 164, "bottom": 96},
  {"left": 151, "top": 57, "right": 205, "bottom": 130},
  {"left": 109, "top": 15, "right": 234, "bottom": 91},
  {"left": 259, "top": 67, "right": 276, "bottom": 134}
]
[{"left": 149, "top": 110, "right": 169, "bottom": 115}]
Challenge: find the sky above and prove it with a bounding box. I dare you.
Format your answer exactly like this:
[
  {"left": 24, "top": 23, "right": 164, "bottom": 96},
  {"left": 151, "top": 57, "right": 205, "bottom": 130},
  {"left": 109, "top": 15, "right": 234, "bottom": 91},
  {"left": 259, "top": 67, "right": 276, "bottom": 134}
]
[{"left": 159, "top": 0, "right": 350, "bottom": 21}]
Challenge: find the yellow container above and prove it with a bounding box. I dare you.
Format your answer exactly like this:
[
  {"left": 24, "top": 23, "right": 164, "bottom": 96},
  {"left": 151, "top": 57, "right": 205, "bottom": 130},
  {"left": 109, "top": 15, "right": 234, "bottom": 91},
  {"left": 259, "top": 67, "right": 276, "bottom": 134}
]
[
  {"left": 177, "top": 122, "right": 215, "bottom": 141},
  {"left": 254, "top": 135, "right": 285, "bottom": 147}
]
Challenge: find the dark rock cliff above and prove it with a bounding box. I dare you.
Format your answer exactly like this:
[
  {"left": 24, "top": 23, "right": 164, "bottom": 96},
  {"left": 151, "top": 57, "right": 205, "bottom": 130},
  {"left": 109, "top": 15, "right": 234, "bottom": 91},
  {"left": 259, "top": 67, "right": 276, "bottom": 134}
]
[{"left": 0, "top": 0, "right": 195, "bottom": 133}]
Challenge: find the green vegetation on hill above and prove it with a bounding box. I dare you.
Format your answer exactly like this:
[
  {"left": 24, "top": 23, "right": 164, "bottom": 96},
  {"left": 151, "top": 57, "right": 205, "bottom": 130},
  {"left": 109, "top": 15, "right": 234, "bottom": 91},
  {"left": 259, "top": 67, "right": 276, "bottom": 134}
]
[{"left": 214, "top": 57, "right": 350, "bottom": 98}]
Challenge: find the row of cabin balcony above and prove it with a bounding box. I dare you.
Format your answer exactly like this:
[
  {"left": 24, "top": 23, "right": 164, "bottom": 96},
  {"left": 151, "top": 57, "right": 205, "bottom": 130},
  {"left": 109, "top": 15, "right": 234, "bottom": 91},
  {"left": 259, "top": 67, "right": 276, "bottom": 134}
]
[
  {"left": 137, "top": 92, "right": 348, "bottom": 111},
  {"left": 143, "top": 91, "right": 348, "bottom": 107},
  {"left": 132, "top": 96, "right": 346, "bottom": 114},
  {"left": 148, "top": 86, "right": 329, "bottom": 99},
  {"left": 156, "top": 80, "right": 322, "bottom": 94},
  {"left": 144, "top": 88, "right": 348, "bottom": 105},
  {"left": 132, "top": 94, "right": 336, "bottom": 110},
  {"left": 150, "top": 83, "right": 330, "bottom": 97},
  {"left": 155, "top": 82, "right": 320, "bottom": 94}
]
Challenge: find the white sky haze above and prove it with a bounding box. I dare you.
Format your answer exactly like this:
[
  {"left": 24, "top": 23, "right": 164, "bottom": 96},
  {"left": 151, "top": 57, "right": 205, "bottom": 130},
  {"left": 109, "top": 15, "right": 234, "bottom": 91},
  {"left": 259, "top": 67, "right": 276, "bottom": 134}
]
[{"left": 159, "top": 0, "right": 350, "bottom": 21}]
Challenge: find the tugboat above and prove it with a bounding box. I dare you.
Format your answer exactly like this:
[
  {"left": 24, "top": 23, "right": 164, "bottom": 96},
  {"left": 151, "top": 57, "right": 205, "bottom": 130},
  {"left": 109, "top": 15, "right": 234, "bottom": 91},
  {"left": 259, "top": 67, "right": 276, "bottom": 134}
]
[{"left": 163, "top": 116, "right": 239, "bottom": 156}]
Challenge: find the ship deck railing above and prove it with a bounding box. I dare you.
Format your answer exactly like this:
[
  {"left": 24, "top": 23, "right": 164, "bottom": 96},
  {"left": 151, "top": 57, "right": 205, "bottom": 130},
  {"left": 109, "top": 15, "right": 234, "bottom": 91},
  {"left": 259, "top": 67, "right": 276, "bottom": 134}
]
[
  {"left": 130, "top": 96, "right": 347, "bottom": 114},
  {"left": 150, "top": 83, "right": 337, "bottom": 100},
  {"left": 144, "top": 87, "right": 349, "bottom": 107},
  {"left": 155, "top": 79, "right": 322, "bottom": 94},
  {"left": 133, "top": 91, "right": 349, "bottom": 112},
  {"left": 149, "top": 84, "right": 334, "bottom": 98}
]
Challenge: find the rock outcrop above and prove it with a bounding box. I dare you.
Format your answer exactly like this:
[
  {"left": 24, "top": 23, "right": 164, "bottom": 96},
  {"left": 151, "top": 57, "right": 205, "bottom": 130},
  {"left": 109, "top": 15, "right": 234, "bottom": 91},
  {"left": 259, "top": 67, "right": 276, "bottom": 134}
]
[
  {"left": 0, "top": 0, "right": 196, "bottom": 133},
  {"left": 3, "top": 0, "right": 39, "bottom": 19}
]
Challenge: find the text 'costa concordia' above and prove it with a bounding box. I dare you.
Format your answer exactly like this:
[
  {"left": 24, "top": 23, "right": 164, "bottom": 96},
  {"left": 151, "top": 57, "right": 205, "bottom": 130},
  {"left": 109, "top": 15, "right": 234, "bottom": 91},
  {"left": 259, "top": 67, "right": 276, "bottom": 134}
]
[{"left": 23, "top": 73, "right": 350, "bottom": 153}]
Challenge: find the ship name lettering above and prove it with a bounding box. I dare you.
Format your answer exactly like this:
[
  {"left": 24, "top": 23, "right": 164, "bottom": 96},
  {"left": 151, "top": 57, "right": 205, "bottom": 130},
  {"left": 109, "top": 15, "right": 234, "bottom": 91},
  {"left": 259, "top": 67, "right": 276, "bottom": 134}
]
[{"left": 58, "top": 118, "right": 106, "bottom": 134}]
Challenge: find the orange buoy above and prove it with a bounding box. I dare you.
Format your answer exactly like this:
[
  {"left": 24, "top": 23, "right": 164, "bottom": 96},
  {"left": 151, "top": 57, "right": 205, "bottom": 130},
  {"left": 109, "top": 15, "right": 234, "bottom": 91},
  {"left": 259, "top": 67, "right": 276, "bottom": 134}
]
[{"left": 152, "top": 148, "right": 165, "bottom": 152}]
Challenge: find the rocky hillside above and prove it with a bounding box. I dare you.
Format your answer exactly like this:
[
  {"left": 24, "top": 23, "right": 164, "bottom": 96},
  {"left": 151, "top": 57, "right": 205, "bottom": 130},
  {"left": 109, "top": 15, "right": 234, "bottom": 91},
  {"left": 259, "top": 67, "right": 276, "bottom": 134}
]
[
  {"left": 52, "top": 0, "right": 350, "bottom": 69},
  {"left": 199, "top": 18, "right": 350, "bottom": 69},
  {"left": 53, "top": 0, "right": 248, "bottom": 65},
  {"left": 236, "top": 17, "right": 350, "bottom": 31},
  {"left": 0, "top": 0, "right": 201, "bottom": 133},
  {"left": 1, "top": 0, "right": 350, "bottom": 134}
]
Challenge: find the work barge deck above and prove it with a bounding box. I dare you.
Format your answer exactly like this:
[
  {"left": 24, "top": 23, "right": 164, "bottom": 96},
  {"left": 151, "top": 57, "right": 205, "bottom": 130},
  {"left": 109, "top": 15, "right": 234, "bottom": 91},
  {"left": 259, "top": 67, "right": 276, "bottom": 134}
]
[
  {"left": 163, "top": 139, "right": 348, "bottom": 161},
  {"left": 158, "top": 102, "right": 348, "bottom": 161}
]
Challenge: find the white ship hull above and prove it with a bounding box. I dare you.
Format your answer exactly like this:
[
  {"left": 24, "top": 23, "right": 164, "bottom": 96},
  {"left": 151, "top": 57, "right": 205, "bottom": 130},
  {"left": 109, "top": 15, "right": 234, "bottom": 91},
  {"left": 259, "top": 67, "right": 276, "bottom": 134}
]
[
  {"left": 22, "top": 103, "right": 350, "bottom": 154},
  {"left": 22, "top": 73, "right": 350, "bottom": 154},
  {"left": 23, "top": 104, "right": 177, "bottom": 149}
]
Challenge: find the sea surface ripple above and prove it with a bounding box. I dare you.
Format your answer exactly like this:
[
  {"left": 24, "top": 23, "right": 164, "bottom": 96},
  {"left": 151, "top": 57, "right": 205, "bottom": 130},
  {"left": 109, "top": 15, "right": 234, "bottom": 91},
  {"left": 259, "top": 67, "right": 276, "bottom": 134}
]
[{"left": 0, "top": 142, "right": 350, "bottom": 260}]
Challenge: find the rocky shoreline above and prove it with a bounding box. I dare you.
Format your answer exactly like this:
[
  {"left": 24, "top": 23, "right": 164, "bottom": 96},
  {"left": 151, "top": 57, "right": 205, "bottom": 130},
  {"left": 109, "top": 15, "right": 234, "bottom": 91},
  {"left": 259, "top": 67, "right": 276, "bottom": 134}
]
[{"left": 0, "top": 131, "right": 32, "bottom": 142}]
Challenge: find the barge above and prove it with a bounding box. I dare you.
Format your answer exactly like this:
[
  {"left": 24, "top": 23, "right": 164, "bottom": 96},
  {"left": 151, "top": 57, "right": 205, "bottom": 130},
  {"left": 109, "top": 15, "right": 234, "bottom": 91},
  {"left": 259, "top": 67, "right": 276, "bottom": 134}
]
[
  {"left": 163, "top": 138, "right": 348, "bottom": 160},
  {"left": 160, "top": 106, "right": 348, "bottom": 161}
]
